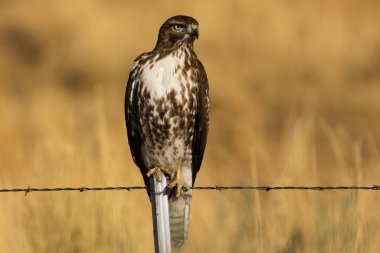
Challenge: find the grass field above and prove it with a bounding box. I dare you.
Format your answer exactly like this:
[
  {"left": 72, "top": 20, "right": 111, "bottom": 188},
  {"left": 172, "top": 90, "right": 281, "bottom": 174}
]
[{"left": 1, "top": 0, "right": 380, "bottom": 252}]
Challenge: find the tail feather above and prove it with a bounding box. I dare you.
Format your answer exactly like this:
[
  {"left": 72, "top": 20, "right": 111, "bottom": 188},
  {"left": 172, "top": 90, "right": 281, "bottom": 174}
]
[{"left": 169, "top": 196, "right": 190, "bottom": 247}]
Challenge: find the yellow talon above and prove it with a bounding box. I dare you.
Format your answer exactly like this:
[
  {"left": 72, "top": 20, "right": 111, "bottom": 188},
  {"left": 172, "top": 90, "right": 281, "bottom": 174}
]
[
  {"left": 146, "top": 167, "right": 171, "bottom": 182},
  {"left": 167, "top": 160, "right": 190, "bottom": 197},
  {"left": 176, "top": 183, "right": 181, "bottom": 197}
]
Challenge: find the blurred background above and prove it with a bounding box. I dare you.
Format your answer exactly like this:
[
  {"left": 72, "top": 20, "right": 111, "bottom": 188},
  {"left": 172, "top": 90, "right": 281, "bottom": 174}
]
[{"left": 1, "top": 0, "right": 380, "bottom": 252}]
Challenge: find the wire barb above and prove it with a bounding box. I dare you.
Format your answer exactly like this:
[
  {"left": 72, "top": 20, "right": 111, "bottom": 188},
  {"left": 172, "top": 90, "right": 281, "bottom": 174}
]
[
  {"left": 25, "top": 186, "right": 30, "bottom": 196},
  {"left": 0, "top": 185, "right": 380, "bottom": 194}
]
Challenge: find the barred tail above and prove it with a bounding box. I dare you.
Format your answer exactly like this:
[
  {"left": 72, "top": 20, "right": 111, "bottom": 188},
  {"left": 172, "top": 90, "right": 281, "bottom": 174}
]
[{"left": 169, "top": 196, "right": 191, "bottom": 247}]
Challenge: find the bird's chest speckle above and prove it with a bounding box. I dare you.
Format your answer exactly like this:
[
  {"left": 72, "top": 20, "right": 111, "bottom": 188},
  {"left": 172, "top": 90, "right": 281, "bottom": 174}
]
[{"left": 137, "top": 52, "right": 198, "bottom": 167}]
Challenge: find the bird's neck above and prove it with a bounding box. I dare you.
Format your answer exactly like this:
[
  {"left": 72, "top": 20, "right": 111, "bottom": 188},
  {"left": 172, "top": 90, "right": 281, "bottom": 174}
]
[{"left": 153, "top": 42, "right": 195, "bottom": 60}]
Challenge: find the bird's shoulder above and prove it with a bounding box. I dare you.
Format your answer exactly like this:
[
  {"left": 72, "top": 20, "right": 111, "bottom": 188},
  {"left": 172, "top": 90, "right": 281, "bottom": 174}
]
[
  {"left": 126, "top": 52, "right": 153, "bottom": 107},
  {"left": 130, "top": 52, "right": 152, "bottom": 72},
  {"left": 194, "top": 59, "right": 209, "bottom": 88}
]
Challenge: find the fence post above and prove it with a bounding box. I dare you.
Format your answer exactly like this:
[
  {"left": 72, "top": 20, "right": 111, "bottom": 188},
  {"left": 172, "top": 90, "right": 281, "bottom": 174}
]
[{"left": 150, "top": 174, "right": 171, "bottom": 253}]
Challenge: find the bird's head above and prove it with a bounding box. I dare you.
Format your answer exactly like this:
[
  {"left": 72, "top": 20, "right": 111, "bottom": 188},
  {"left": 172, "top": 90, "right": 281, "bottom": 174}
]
[{"left": 155, "top": 15, "right": 199, "bottom": 50}]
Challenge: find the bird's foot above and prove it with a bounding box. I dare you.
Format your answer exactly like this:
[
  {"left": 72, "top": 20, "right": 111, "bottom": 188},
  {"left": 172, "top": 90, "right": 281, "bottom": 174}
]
[
  {"left": 167, "top": 178, "right": 190, "bottom": 198},
  {"left": 167, "top": 160, "right": 190, "bottom": 197},
  {"left": 146, "top": 167, "right": 172, "bottom": 182}
]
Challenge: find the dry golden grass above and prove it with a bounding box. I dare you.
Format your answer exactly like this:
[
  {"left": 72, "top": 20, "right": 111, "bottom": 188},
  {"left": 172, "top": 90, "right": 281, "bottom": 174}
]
[{"left": 1, "top": 0, "right": 380, "bottom": 252}]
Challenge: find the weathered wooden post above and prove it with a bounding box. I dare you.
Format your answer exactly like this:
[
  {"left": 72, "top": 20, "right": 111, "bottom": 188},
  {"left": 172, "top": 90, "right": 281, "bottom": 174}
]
[{"left": 150, "top": 174, "right": 171, "bottom": 253}]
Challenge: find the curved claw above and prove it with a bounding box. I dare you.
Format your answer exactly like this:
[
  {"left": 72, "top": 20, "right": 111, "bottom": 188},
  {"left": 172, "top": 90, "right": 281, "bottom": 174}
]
[
  {"left": 182, "top": 184, "right": 191, "bottom": 192},
  {"left": 168, "top": 179, "right": 190, "bottom": 197}
]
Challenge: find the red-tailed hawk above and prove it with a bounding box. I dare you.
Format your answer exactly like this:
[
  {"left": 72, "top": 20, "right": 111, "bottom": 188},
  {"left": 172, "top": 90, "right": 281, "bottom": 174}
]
[{"left": 124, "top": 15, "right": 209, "bottom": 247}]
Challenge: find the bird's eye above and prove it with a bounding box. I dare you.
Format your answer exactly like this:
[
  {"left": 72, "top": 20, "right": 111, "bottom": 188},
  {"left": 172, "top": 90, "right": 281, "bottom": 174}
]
[{"left": 173, "top": 25, "right": 183, "bottom": 31}]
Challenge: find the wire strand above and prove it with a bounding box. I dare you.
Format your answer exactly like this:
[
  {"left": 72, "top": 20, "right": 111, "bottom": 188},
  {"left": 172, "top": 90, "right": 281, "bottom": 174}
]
[{"left": 0, "top": 185, "right": 379, "bottom": 196}]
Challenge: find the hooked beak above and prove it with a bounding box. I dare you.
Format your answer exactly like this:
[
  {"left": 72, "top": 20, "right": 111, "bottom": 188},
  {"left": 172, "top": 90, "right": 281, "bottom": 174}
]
[{"left": 187, "top": 23, "right": 199, "bottom": 39}]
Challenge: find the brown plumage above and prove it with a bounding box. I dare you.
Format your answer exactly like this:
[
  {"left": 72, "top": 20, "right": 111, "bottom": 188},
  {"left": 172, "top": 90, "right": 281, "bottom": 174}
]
[{"left": 125, "top": 15, "right": 209, "bottom": 247}]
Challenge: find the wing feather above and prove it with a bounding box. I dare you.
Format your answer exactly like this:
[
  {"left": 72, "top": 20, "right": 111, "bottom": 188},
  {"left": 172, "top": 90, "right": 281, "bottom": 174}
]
[
  {"left": 125, "top": 54, "right": 151, "bottom": 191},
  {"left": 191, "top": 59, "right": 209, "bottom": 185}
]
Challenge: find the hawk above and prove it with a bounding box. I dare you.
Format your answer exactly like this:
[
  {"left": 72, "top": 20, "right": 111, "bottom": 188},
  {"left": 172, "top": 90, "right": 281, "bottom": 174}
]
[{"left": 124, "top": 15, "right": 209, "bottom": 247}]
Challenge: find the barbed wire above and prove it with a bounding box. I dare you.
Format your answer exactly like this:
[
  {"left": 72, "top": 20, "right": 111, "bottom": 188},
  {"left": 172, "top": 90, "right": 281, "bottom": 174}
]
[{"left": 0, "top": 185, "right": 379, "bottom": 196}]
